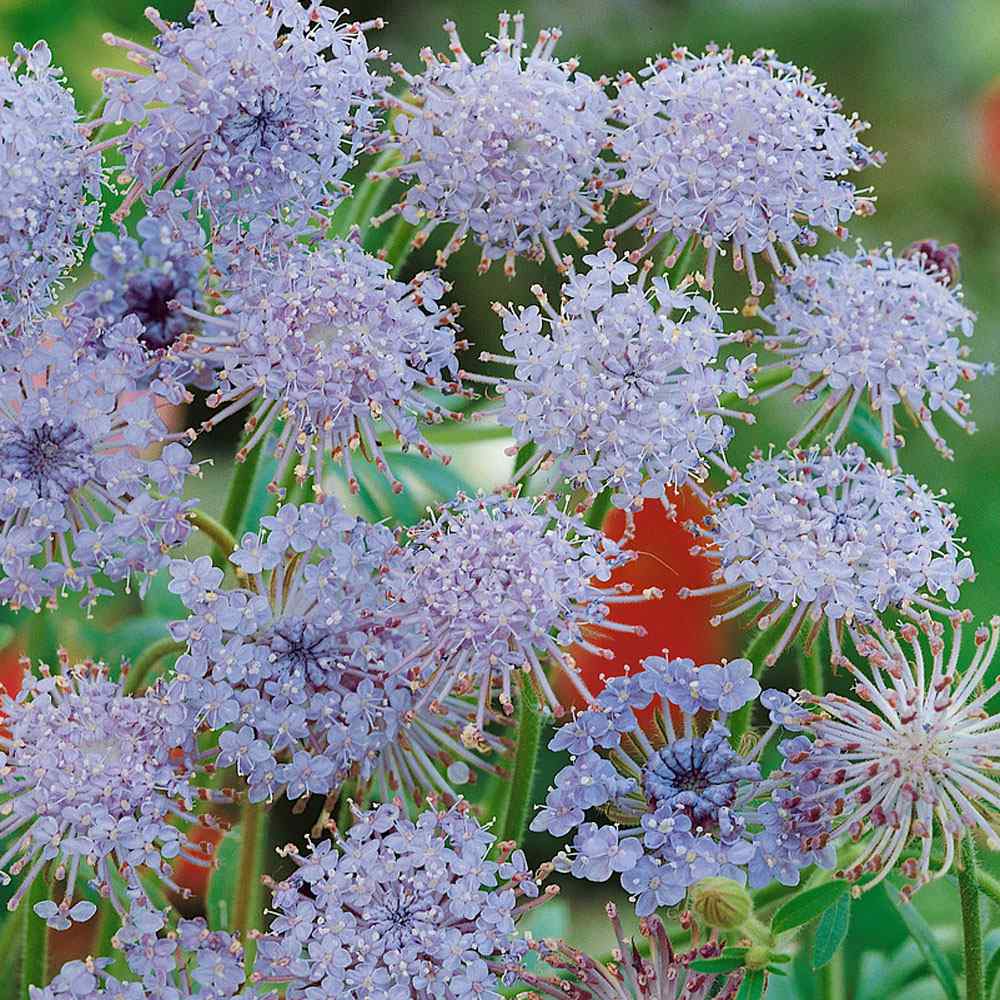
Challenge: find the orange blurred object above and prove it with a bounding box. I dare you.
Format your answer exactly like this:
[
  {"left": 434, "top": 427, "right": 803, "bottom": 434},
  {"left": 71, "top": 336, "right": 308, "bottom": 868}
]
[
  {"left": 561, "top": 492, "right": 734, "bottom": 713},
  {"left": 169, "top": 822, "right": 225, "bottom": 916},
  {"left": 978, "top": 77, "right": 1000, "bottom": 202}
]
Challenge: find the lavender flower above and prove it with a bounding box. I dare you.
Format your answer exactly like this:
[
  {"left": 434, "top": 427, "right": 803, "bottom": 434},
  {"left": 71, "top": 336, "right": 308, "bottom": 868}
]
[
  {"left": 167, "top": 499, "right": 503, "bottom": 804},
  {"left": 778, "top": 614, "right": 1000, "bottom": 898},
  {"left": 195, "top": 231, "right": 463, "bottom": 494},
  {"left": 374, "top": 12, "right": 612, "bottom": 274},
  {"left": 95, "top": 2, "right": 384, "bottom": 228},
  {"left": 255, "top": 800, "right": 550, "bottom": 1000},
  {"left": 474, "top": 251, "right": 755, "bottom": 511},
  {"left": 755, "top": 246, "right": 992, "bottom": 465},
  {"left": 32, "top": 904, "right": 265, "bottom": 999},
  {"left": 531, "top": 655, "right": 825, "bottom": 915},
  {"left": 0, "top": 345, "right": 196, "bottom": 610},
  {"left": 69, "top": 193, "right": 205, "bottom": 355},
  {"left": 0, "top": 656, "right": 217, "bottom": 928},
  {"left": 517, "top": 901, "right": 745, "bottom": 1000},
  {"left": 0, "top": 40, "right": 102, "bottom": 337},
  {"left": 681, "top": 445, "right": 975, "bottom": 666},
  {"left": 607, "top": 45, "right": 881, "bottom": 294},
  {"left": 386, "top": 493, "right": 660, "bottom": 732}
]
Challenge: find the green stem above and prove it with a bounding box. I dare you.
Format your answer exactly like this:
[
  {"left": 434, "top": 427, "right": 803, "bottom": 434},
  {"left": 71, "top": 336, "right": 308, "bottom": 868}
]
[
  {"left": 232, "top": 801, "right": 268, "bottom": 965},
  {"left": 124, "top": 636, "right": 186, "bottom": 695},
  {"left": 20, "top": 878, "right": 49, "bottom": 999},
  {"left": 960, "top": 838, "right": 985, "bottom": 1000},
  {"left": 584, "top": 488, "right": 613, "bottom": 531},
  {"left": 382, "top": 216, "right": 420, "bottom": 272},
  {"left": 216, "top": 439, "right": 265, "bottom": 560},
  {"left": 818, "top": 950, "right": 846, "bottom": 1000},
  {"left": 803, "top": 641, "right": 825, "bottom": 696},
  {"left": 190, "top": 509, "right": 238, "bottom": 568},
  {"left": 4, "top": 906, "right": 27, "bottom": 998},
  {"left": 499, "top": 677, "right": 542, "bottom": 844},
  {"left": 666, "top": 234, "right": 699, "bottom": 285},
  {"left": 729, "top": 622, "right": 785, "bottom": 743},
  {"left": 974, "top": 868, "right": 1000, "bottom": 910}
]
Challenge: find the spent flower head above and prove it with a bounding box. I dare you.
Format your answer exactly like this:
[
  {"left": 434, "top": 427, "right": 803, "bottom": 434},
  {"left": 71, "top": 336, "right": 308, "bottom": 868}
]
[
  {"left": 531, "top": 655, "right": 825, "bottom": 916},
  {"left": 681, "top": 445, "right": 974, "bottom": 666},
  {"left": 0, "top": 344, "right": 197, "bottom": 610},
  {"left": 386, "top": 493, "right": 660, "bottom": 732},
  {"left": 0, "top": 40, "right": 102, "bottom": 337},
  {"left": 778, "top": 614, "right": 1000, "bottom": 898},
  {"left": 375, "top": 12, "right": 612, "bottom": 274},
  {"left": 0, "top": 656, "right": 215, "bottom": 928},
  {"left": 756, "top": 245, "right": 991, "bottom": 466},
  {"left": 95, "top": 1, "right": 385, "bottom": 228},
  {"left": 476, "top": 251, "right": 755, "bottom": 512},
  {"left": 607, "top": 44, "right": 881, "bottom": 294},
  {"left": 517, "top": 901, "right": 745, "bottom": 1000},
  {"left": 255, "top": 800, "right": 550, "bottom": 1000},
  {"left": 197, "top": 228, "right": 463, "bottom": 495}
]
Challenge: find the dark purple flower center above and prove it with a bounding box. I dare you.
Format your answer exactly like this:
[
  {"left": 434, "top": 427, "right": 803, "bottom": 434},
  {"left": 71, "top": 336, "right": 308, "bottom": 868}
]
[
  {"left": 0, "top": 420, "right": 96, "bottom": 501},
  {"left": 124, "top": 272, "right": 188, "bottom": 351}
]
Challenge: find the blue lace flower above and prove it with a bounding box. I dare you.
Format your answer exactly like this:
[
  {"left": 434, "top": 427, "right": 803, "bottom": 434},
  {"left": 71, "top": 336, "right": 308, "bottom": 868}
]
[
  {"left": 0, "top": 41, "right": 102, "bottom": 337},
  {"left": 375, "top": 12, "right": 612, "bottom": 274},
  {"left": 532, "top": 655, "right": 827, "bottom": 915},
  {"left": 475, "top": 251, "right": 756, "bottom": 511},
  {"left": 95, "top": 1, "right": 384, "bottom": 228},
  {"left": 607, "top": 44, "right": 882, "bottom": 294},
  {"left": 254, "top": 801, "right": 548, "bottom": 1000},
  {"left": 756, "top": 245, "right": 992, "bottom": 466},
  {"left": 680, "top": 444, "right": 975, "bottom": 666},
  {"left": 0, "top": 658, "right": 217, "bottom": 928}
]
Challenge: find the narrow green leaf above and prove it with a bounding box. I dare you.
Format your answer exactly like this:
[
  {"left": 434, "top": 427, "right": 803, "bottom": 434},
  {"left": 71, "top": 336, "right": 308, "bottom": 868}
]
[
  {"left": 772, "top": 881, "right": 850, "bottom": 935},
  {"left": 813, "top": 892, "right": 851, "bottom": 970},
  {"left": 736, "top": 969, "right": 766, "bottom": 1000},
  {"left": 886, "top": 884, "right": 960, "bottom": 1000},
  {"left": 690, "top": 957, "right": 746, "bottom": 974}
]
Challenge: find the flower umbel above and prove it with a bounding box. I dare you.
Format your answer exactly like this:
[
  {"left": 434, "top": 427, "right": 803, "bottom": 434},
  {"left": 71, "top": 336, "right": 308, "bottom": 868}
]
[
  {"left": 386, "top": 493, "right": 660, "bottom": 731},
  {"left": 755, "top": 246, "right": 991, "bottom": 465},
  {"left": 475, "top": 250, "right": 755, "bottom": 511},
  {"left": 607, "top": 44, "right": 881, "bottom": 294},
  {"left": 255, "top": 800, "right": 551, "bottom": 1000},
  {"left": 0, "top": 656, "right": 217, "bottom": 928},
  {"left": 681, "top": 445, "right": 975, "bottom": 665},
  {"left": 375, "top": 12, "right": 612, "bottom": 274},
  {"left": 95, "top": 1, "right": 385, "bottom": 228},
  {"left": 0, "top": 40, "right": 102, "bottom": 337}
]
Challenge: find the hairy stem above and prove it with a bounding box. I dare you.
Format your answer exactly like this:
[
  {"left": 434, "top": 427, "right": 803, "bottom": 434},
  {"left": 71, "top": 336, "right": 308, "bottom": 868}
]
[
  {"left": 20, "top": 877, "right": 49, "bottom": 999},
  {"left": 499, "top": 677, "right": 542, "bottom": 844},
  {"left": 124, "top": 637, "right": 186, "bottom": 695},
  {"left": 232, "top": 800, "right": 268, "bottom": 965},
  {"left": 960, "top": 837, "right": 984, "bottom": 1000}
]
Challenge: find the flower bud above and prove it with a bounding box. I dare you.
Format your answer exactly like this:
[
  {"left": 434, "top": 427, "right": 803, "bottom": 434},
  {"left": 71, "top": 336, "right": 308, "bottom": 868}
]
[{"left": 689, "top": 877, "right": 754, "bottom": 930}]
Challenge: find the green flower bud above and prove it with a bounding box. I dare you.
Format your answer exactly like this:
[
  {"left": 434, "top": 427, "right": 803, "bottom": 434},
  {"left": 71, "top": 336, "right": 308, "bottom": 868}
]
[{"left": 690, "top": 877, "right": 754, "bottom": 930}]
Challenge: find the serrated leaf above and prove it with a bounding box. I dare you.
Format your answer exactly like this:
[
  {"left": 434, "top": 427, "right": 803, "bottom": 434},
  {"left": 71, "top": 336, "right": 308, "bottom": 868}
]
[
  {"left": 813, "top": 892, "right": 851, "bottom": 970},
  {"left": 885, "top": 884, "right": 960, "bottom": 1000},
  {"left": 206, "top": 829, "right": 242, "bottom": 932},
  {"left": 736, "top": 969, "right": 766, "bottom": 1000},
  {"left": 772, "top": 880, "right": 850, "bottom": 935},
  {"left": 691, "top": 957, "right": 746, "bottom": 973}
]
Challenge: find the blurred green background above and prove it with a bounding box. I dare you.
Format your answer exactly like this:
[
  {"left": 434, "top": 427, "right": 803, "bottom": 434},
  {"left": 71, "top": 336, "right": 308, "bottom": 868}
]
[{"left": 3, "top": 0, "right": 1000, "bottom": 996}]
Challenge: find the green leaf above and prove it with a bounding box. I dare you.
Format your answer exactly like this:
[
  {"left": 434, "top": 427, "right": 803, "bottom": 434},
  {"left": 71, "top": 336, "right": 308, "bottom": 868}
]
[
  {"left": 736, "top": 969, "right": 766, "bottom": 1000},
  {"left": 987, "top": 943, "right": 1000, "bottom": 1000},
  {"left": 206, "top": 829, "right": 242, "bottom": 932},
  {"left": 885, "top": 884, "right": 960, "bottom": 1000},
  {"left": 389, "top": 451, "right": 475, "bottom": 506},
  {"left": 691, "top": 957, "right": 746, "bottom": 974},
  {"left": 813, "top": 892, "right": 851, "bottom": 970},
  {"left": 772, "top": 881, "right": 850, "bottom": 935},
  {"left": 848, "top": 404, "right": 890, "bottom": 462}
]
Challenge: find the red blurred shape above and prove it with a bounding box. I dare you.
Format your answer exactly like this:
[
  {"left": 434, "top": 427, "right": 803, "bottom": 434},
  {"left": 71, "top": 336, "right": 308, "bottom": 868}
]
[{"left": 561, "top": 492, "right": 733, "bottom": 714}]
